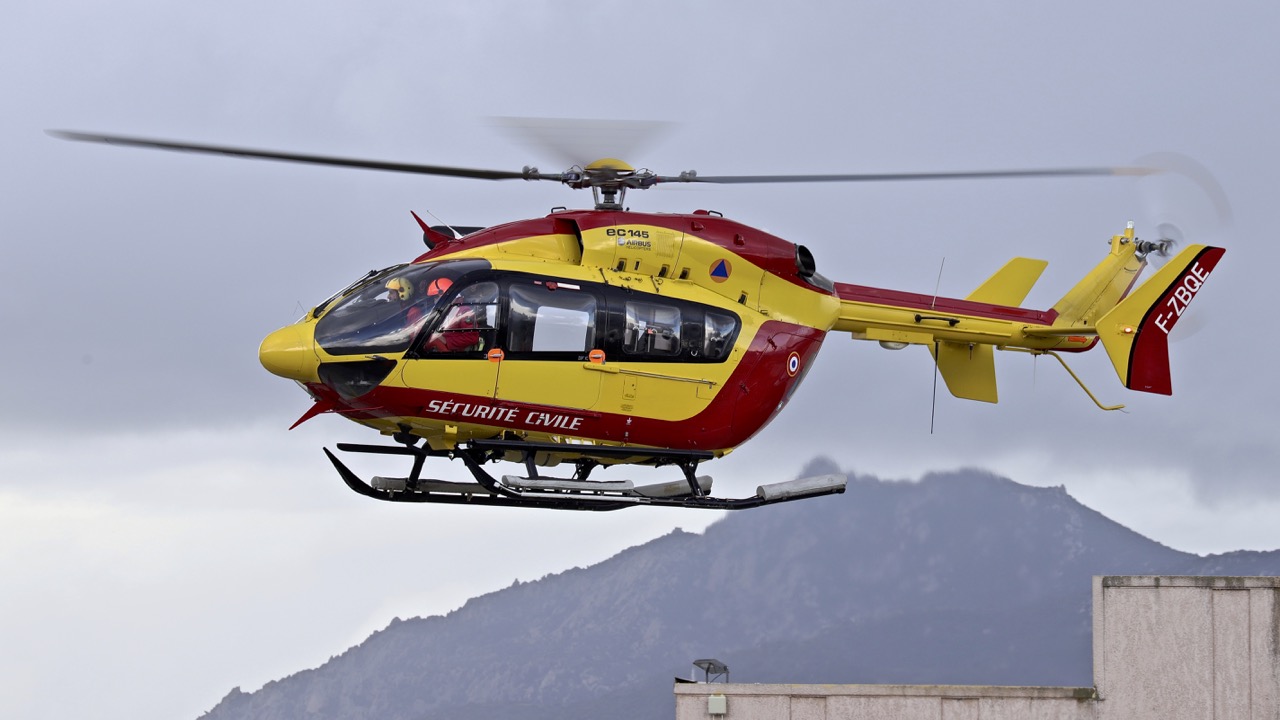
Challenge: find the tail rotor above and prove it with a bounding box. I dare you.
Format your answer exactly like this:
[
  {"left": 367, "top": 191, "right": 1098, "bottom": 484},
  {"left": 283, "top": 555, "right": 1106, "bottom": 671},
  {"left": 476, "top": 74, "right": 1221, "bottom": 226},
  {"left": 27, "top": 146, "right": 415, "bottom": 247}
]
[{"left": 1136, "top": 222, "right": 1181, "bottom": 264}]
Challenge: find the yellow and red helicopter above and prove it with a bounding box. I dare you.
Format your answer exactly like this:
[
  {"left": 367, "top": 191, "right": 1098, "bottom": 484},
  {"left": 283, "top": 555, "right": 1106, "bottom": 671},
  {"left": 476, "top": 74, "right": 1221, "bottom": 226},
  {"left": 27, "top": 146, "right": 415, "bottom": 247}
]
[{"left": 51, "top": 131, "right": 1225, "bottom": 511}]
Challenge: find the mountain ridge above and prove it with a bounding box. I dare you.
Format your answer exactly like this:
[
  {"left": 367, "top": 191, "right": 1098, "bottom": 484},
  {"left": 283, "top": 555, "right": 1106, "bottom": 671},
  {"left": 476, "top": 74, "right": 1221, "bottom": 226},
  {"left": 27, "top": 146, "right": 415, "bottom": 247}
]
[{"left": 199, "top": 461, "right": 1280, "bottom": 720}]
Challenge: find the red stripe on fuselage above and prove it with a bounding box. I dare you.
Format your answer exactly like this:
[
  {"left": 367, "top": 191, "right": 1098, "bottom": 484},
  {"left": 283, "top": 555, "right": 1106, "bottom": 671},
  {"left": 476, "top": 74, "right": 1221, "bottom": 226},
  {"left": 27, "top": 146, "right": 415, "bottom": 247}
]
[
  {"left": 834, "top": 283, "right": 1058, "bottom": 325},
  {"left": 414, "top": 215, "right": 581, "bottom": 263}
]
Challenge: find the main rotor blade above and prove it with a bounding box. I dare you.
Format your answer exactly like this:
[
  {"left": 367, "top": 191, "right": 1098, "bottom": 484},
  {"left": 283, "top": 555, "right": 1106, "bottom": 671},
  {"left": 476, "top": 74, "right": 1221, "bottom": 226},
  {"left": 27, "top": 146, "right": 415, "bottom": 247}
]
[
  {"left": 490, "top": 116, "right": 674, "bottom": 169},
  {"left": 658, "top": 167, "right": 1159, "bottom": 184},
  {"left": 1135, "top": 151, "right": 1233, "bottom": 244},
  {"left": 49, "top": 130, "right": 1161, "bottom": 189},
  {"left": 47, "top": 130, "right": 549, "bottom": 181}
]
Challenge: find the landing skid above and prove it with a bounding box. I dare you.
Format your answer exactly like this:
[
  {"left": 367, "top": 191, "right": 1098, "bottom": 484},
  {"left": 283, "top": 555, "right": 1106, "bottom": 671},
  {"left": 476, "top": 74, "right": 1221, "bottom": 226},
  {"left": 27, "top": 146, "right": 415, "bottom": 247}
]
[{"left": 324, "top": 437, "right": 846, "bottom": 511}]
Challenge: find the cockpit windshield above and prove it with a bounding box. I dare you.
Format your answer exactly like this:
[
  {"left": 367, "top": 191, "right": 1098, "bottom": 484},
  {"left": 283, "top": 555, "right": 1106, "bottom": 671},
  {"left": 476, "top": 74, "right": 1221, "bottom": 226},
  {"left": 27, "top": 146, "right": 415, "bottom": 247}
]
[
  {"left": 310, "top": 264, "right": 401, "bottom": 320},
  {"left": 314, "top": 260, "right": 487, "bottom": 355}
]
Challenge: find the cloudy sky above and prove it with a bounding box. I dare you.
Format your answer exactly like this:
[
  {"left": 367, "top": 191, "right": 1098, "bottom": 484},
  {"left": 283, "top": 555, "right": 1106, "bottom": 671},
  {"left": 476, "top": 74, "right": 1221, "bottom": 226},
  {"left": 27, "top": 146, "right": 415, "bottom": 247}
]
[{"left": 4, "top": 2, "right": 1278, "bottom": 719}]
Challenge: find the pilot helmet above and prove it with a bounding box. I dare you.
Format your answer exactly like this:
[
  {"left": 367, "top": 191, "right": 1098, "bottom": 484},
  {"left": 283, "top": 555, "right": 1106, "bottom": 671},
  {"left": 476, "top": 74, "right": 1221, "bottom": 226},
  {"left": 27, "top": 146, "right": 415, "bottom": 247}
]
[
  {"left": 385, "top": 277, "right": 414, "bottom": 301},
  {"left": 426, "top": 276, "right": 454, "bottom": 296}
]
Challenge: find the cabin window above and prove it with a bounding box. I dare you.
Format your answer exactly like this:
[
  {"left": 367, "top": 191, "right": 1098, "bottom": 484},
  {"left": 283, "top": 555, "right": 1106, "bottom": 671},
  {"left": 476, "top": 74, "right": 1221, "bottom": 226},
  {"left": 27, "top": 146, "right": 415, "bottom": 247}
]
[
  {"left": 704, "top": 311, "right": 737, "bottom": 361},
  {"left": 598, "top": 284, "right": 741, "bottom": 363},
  {"left": 623, "top": 301, "right": 682, "bottom": 356},
  {"left": 421, "top": 281, "right": 499, "bottom": 354},
  {"left": 507, "top": 283, "right": 597, "bottom": 353}
]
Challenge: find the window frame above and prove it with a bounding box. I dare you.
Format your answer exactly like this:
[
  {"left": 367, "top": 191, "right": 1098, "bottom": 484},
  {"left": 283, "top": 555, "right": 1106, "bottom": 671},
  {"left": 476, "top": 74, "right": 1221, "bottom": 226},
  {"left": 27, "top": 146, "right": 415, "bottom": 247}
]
[
  {"left": 397, "top": 270, "right": 742, "bottom": 364},
  {"left": 499, "top": 277, "right": 605, "bottom": 362}
]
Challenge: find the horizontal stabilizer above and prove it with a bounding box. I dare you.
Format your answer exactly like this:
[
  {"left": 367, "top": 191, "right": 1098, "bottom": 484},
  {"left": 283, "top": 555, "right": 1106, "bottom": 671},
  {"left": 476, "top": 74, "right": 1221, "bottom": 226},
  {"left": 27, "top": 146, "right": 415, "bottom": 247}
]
[
  {"left": 930, "top": 341, "right": 998, "bottom": 403},
  {"left": 1096, "top": 245, "right": 1225, "bottom": 395},
  {"left": 966, "top": 257, "right": 1048, "bottom": 306}
]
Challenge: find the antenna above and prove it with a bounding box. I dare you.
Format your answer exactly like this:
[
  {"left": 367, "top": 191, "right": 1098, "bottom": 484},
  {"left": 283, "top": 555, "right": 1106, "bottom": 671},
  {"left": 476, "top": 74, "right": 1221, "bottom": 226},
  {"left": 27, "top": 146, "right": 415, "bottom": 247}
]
[
  {"left": 930, "top": 341, "right": 940, "bottom": 434},
  {"left": 424, "top": 208, "right": 463, "bottom": 238},
  {"left": 930, "top": 257, "right": 946, "bottom": 309},
  {"left": 928, "top": 257, "right": 946, "bottom": 433},
  {"left": 692, "top": 659, "right": 729, "bottom": 683}
]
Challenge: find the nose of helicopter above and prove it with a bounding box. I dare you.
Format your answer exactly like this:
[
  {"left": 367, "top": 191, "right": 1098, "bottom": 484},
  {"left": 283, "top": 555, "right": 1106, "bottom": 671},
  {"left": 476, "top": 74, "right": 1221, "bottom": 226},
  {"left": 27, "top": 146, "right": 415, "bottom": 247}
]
[{"left": 259, "top": 323, "right": 319, "bottom": 382}]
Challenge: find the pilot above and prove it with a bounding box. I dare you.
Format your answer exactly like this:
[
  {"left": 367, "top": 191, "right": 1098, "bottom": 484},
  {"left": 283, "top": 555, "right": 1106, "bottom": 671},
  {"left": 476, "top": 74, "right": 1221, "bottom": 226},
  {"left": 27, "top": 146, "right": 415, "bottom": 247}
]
[{"left": 386, "top": 277, "right": 425, "bottom": 326}]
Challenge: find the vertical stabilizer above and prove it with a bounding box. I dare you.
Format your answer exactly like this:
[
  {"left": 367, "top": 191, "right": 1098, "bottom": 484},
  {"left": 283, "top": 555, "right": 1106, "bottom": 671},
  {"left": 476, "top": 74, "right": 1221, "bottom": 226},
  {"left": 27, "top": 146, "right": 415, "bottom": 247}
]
[
  {"left": 1096, "top": 245, "right": 1225, "bottom": 394},
  {"left": 930, "top": 342, "right": 998, "bottom": 403}
]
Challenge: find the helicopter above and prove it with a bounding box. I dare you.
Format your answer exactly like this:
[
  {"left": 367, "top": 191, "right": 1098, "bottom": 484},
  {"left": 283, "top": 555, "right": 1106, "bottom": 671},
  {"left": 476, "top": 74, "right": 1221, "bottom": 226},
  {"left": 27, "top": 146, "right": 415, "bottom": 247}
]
[{"left": 50, "top": 130, "right": 1224, "bottom": 512}]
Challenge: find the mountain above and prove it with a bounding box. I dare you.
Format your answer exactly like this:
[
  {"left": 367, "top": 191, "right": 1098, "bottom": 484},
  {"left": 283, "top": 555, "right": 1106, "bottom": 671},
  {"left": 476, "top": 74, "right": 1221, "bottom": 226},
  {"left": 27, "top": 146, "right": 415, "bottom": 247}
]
[{"left": 199, "top": 460, "right": 1280, "bottom": 720}]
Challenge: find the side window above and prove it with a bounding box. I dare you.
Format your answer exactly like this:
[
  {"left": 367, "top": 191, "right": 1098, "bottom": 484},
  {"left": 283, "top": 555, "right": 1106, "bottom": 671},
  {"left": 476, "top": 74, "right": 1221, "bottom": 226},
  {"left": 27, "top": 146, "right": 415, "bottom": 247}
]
[
  {"left": 508, "top": 283, "right": 597, "bottom": 354},
  {"left": 623, "top": 301, "right": 682, "bottom": 356},
  {"left": 601, "top": 285, "right": 741, "bottom": 363},
  {"left": 703, "top": 311, "right": 738, "bottom": 361},
  {"left": 422, "top": 281, "right": 499, "bottom": 354}
]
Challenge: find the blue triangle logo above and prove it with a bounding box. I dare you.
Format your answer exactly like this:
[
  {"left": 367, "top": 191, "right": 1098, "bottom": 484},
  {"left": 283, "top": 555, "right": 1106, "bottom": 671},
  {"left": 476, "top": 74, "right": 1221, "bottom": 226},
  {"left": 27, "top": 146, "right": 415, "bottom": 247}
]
[{"left": 711, "top": 260, "right": 730, "bottom": 279}]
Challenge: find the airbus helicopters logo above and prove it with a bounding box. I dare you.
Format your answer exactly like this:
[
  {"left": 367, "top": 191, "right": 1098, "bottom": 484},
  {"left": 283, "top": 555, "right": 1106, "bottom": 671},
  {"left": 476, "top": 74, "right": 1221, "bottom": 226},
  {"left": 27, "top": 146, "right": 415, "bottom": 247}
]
[{"left": 608, "top": 227, "right": 652, "bottom": 250}]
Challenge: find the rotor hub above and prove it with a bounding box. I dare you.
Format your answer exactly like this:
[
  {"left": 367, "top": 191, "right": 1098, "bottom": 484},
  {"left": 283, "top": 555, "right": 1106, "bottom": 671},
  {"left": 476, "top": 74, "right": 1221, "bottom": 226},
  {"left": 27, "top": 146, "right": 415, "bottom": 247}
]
[{"left": 558, "top": 158, "right": 662, "bottom": 209}]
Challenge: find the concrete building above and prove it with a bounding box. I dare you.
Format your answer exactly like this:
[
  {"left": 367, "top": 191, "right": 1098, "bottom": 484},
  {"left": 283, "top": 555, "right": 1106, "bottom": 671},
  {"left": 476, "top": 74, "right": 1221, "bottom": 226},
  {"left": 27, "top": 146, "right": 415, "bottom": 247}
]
[{"left": 675, "top": 576, "right": 1280, "bottom": 720}]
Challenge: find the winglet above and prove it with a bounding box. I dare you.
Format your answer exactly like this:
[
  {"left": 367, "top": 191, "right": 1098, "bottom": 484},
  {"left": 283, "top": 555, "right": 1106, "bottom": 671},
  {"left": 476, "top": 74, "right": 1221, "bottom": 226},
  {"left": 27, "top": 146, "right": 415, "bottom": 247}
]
[{"left": 1096, "top": 245, "right": 1225, "bottom": 395}]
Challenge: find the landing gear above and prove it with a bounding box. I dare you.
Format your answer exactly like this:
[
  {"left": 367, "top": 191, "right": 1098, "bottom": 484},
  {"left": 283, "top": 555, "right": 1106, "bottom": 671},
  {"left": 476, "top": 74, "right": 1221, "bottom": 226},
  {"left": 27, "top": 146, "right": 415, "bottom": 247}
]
[{"left": 324, "top": 435, "right": 846, "bottom": 511}]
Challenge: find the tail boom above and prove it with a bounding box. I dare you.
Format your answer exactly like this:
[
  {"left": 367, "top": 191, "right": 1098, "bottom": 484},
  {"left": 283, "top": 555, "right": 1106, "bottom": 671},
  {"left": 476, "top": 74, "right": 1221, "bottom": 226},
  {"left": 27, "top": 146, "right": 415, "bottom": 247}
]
[{"left": 831, "top": 230, "right": 1224, "bottom": 403}]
